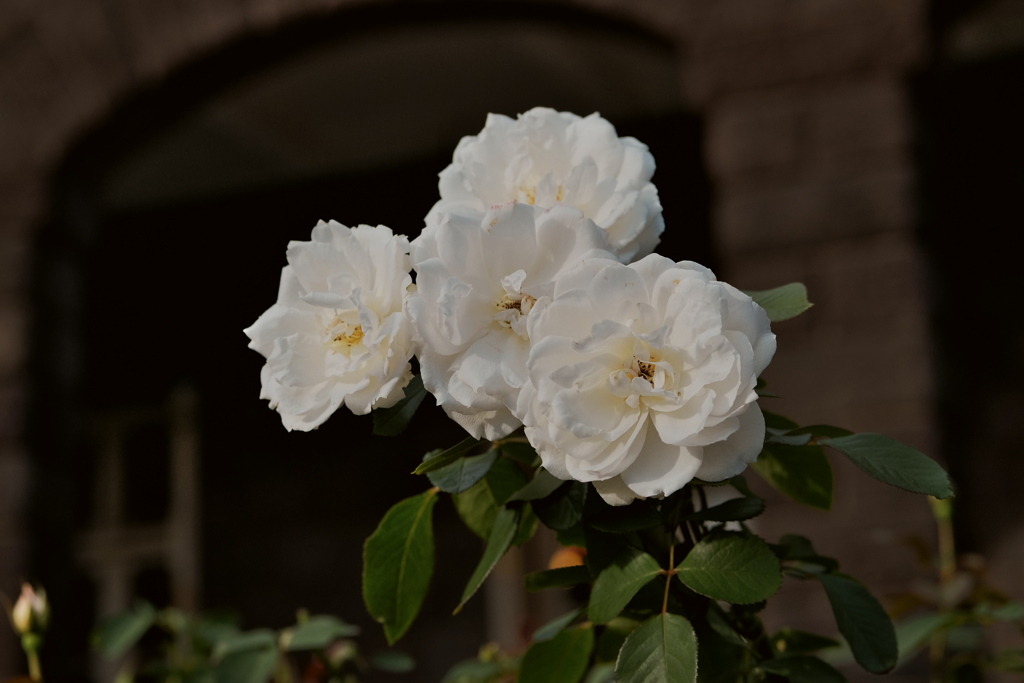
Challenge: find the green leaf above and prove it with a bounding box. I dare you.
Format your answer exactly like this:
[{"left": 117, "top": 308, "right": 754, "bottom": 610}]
[
  {"left": 428, "top": 449, "right": 500, "bottom": 493},
  {"left": 771, "top": 628, "right": 841, "bottom": 655},
  {"left": 989, "top": 648, "right": 1024, "bottom": 672},
  {"left": 508, "top": 468, "right": 565, "bottom": 502},
  {"left": 895, "top": 613, "right": 952, "bottom": 662},
  {"left": 684, "top": 496, "right": 765, "bottom": 523},
  {"left": 583, "top": 663, "right": 616, "bottom": 683},
  {"left": 772, "top": 534, "right": 840, "bottom": 574},
  {"left": 94, "top": 601, "right": 157, "bottom": 658},
  {"left": 500, "top": 440, "right": 540, "bottom": 466},
  {"left": 363, "top": 489, "right": 439, "bottom": 644},
  {"left": 589, "top": 547, "right": 663, "bottom": 624},
  {"left": 532, "top": 481, "right": 587, "bottom": 530},
  {"left": 192, "top": 615, "right": 241, "bottom": 649},
  {"left": 766, "top": 431, "right": 812, "bottom": 446},
  {"left": 212, "top": 629, "right": 276, "bottom": 660},
  {"left": 821, "top": 434, "right": 953, "bottom": 499},
  {"left": 282, "top": 615, "right": 360, "bottom": 651},
  {"left": 453, "top": 457, "right": 530, "bottom": 539},
  {"left": 595, "top": 616, "right": 642, "bottom": 663},
  {"left": 443, "top": 659, "right": 506, "bottom": 683},
  {"left": 759, "top": 655, "right": 846, "bottom": 683},
  {"left": 788, "top": 424, "right": 853, "bottom": 439},
  {"left": 744, "top": 282, "right": 812, "bottom": 322},
  {"left": 751, "top": 444, "right": 833, "bottom": 510},
  {"left": 518, "top": 624, "right": 594, "bottom": 683},
  {"left": 514, "top": 503, "right": 539, "bottom": 546},
  {"left": 818, "top": 573, "right": 897, "bottom": 674},
  {"left": 373, "top": 375, "right": 427, "bottom": 435},
  {"left": 214, "top": 647, "right": 279, "bottom": 683},
  {"left": 763, "top": 411, "right": 800, "bottom": 431},
  {"left": 533, "top": 607, "right": 586, "bottom": 642},
  {"left": 982, "top": 601, "right": 1024, "bottom": 621},
  {"left": 525, "top": 565, "right": 592, "bottom": 591},
  {"left": 370, "top": 650, "right": 416, "bottom": 673},
  {"left": 414, "top": 437, "right": 486, "bottom": 475},
  {"left": 676, "top": 532, "right": 782, "bottom": 604},
  {"left": 705, "top": 602, "right": 746, "bottom": 647},
  {"left": 456, "top": 506, "right": 520, "bottom": 613},
  {"left": 615, "top": 613, "right": 697, "bottom": 683}
]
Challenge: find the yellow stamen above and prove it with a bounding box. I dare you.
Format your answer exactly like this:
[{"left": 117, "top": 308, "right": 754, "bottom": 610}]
[{"left": 333, "top": 325, "right": 364, "bottom": 347}]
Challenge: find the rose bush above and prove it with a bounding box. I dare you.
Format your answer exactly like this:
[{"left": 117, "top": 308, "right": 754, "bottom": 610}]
[
  {"left": 427, "top": 107, "right": 664, "bottom": 263},
  {"left": 243, "top": 108, "right": 955, "bottom": 683},
  {"left": 245, "top": 221, "right": 416, "bottom": 430},
  {"left": 517, "top": 255, "right": 776, "bottom": 504}
]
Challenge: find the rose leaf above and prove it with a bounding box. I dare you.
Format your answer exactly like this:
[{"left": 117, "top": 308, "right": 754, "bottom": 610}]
[
  {"left": 751, "top": 444, "right": 833, "bottom": 510},
  {"left": 743, "top": 282, "right": 813, "bottom": 322},
  {"left": 413, "top": 437, "right": 485, "bottom": 475},
  {"left": 820, "top": 433, "right": 954, "bottom": 499},
  {"left": 454, "top": 506, "right": 520, "bottom": 613},
  {"left": 427, "top": 449, "right": 499, "bottom": 494},
  {"left": 676, "top": 532, "right": 782, "bottom": 604},
  {"left": 519, "top": 624, "right": 595, "bottom": 683},
  {"left": 372, "top": 375, "right": 427, "bottom": 436},
  {"left": 589, "top": 547, "right": 663, "bottom": 624},
  {"left": 758, "top": 655, "right": 846, "bottom": 683},
  {"left": 615, "top": 613, "right": 697, "bottom": 683},
  {"left": 363, "top": 489, "right": 438, "bottom": 644},
  {"left": 817, "top": 572, "right": 897, "bottom": 674}
]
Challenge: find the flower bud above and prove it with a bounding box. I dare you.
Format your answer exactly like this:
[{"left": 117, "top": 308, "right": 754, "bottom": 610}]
[{"left": 10, "top": 583, "right": 48, "bottom": 636}]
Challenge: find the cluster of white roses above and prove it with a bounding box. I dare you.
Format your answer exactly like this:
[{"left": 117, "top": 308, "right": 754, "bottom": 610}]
[{"left": 246, "top": 107, "right": 776, "bottom": 505}]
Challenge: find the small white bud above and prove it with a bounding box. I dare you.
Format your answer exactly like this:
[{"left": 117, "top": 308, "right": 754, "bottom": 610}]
[{"left": 11, "top": 583, "right": 48, "bottom": 635}]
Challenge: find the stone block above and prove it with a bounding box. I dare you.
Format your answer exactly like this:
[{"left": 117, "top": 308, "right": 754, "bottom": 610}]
[
  {"left": 689, "top": 0, "right": 924, "bottom": 47},
  {"left": 808, "top": 77, "right": 912, "bottom": 179},
  {"left": 705, "top": 89, "right": 802, "bottom": 179},
  {"left": 683, "top": 0, "right": 928, "bottom": 102},
  {"left": 812, "top": 234, "right": 928, "bottom": 325},
  {"left": 716, "top": 167, "right": 914, "bottom": 252}
]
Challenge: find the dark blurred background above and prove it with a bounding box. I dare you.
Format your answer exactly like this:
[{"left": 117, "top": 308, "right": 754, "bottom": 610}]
[{"left": 1, "top": 0, "right": 1022, "bottom": 680}]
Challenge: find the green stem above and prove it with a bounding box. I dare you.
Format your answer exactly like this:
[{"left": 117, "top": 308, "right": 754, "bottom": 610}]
[
  {"left": 662, "top": 544, "right": 676, "bottom": 614},
  {"left": 21, "top": 634, "right": 42, "bottom": 683},
  {"left": 27, "top": 649, "right": 42, "bottom": 682},
  {"left": 929, "top": 496, "right": 956, "bottom": 681}
]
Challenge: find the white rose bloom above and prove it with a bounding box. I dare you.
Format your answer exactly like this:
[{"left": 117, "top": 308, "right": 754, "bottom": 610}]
[
  {"left": 517, "top": 255, "right": 776, "bottom": 505},
  {"left": 428, "top": 107, "right": 664, "bottom": 263},
  {"left": 409, "top": 201, "right": 613, "bottom": 440},
  {"left": 244, "top": 221, "right": 416, "bottom": 431}
]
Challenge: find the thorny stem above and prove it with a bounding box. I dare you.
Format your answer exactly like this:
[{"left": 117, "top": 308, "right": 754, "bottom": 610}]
[{"left": 662, "top": 544, "right": 676, "bottom": 614}]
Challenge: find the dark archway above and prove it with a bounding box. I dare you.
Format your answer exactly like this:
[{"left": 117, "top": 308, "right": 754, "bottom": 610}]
[{"left": 31, "top": 2, "right": 712, "bottom": 677}]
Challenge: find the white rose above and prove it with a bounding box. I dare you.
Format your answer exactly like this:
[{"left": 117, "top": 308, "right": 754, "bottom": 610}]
[
  {"left": 408, "top": 201, "right": 613, "bottom": 440},
  {"left": 244, "top": 221, "right": 415, "bottom": 431},
  {"left": 428, "top": 107, "right": 664, "bottom": 263},
  {"left": 517, "top": 255, "right": 776, "bottom": 505}
]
